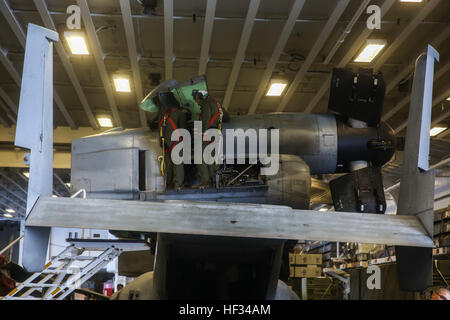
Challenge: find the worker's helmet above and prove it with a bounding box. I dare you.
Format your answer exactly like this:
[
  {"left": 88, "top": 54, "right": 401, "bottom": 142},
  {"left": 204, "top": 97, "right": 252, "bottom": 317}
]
[{"left": 192, "top": 89, "right": 208, "bottom": 100}]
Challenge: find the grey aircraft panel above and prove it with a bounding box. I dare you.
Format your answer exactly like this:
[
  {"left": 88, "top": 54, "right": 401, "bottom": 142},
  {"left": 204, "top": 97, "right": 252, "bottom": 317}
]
[{"left": 26, "top": 197, "right": 434, "bottom": 248}]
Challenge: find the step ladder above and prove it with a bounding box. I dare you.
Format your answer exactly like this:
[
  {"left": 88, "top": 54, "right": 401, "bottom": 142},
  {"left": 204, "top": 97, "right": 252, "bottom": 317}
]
[{"left": 2, "top": 239, "right": 149, "bottom": 300}]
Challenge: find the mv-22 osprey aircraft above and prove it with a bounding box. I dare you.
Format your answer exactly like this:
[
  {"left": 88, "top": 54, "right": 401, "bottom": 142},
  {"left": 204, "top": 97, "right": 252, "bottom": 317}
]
[{"left": 16, "top": 24, "right": 438, "bottom": 300}]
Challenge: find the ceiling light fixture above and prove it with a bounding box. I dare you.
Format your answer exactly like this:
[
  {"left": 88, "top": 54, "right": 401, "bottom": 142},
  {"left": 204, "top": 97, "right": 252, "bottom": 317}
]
[
  {"left": 3, "top": 213, "right": 13, "bottom": 218},
  {"left": 97, "top": 115, "right": 113, "bottom": 128},
  {"left": 400, "top": 0, "right": 422, "bottom": 3},
  {"left": 113, "top": 75, "right": 131, "bottom": 93},
  {"left": 430, "top": 127, "right": 447, "bottom": 137},
  {"left": 23, "top": 171, "right": 29, "bottom": 178},
  {"left": 5, "top": 208, "right": 15, "bottom": 213},
  {"left": 354, "top": 40, "right": 387, "bottom": 63},
  {"left": 64, "top": 31, "right": 89, "bottom": 55},
  {"left": 266, "top": 81, "right": 287, "bottom": 96}
]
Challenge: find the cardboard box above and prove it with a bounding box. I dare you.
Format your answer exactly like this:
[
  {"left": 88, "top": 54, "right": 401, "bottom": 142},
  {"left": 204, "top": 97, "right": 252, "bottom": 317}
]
[
  {"left": 295, "top": 254, "right": 308, "bottom": 265},
  {"left": 289, "top": 253, "right": 295, "bottom": 265},
  {"left": 289, "top": 266, "right": 295, "bottom": 278},
  {"left": 295, "top": 254, "right": 322, "bottom": 265},
  {"left": 307, "top": 254, "right": 322, "bottom": 265},
  {"left": 294, "top": 266, "right": 322, "bottom": 278},
  {"left": 295, "top": 266, "right": 307, "bottom": 278},
  {"left": 308, "top": 266, "right": 322, "bottom": 277}
]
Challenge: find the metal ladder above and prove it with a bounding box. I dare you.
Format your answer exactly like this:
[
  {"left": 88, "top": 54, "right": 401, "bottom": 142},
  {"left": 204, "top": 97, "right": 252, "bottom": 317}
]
[{"left": 2, "top": 239, "right": 148, "bottom": 300}]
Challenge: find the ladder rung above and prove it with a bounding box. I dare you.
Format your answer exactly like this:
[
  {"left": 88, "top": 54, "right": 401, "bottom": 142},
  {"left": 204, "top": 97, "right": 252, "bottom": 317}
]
[
  {"left": 40, "top": 269, "right": 70, "bottom": 274},
  {"left": 6, "top": 245, "right": 122, "bottom": 300},
  {"left": 4, "top": 296, "right": 41, "bottom": 300},
  {"left": 17, "top": 283, "right": 58, "bottom": 288},
  {"left": 59, "top": 256, "right": 97, "bottom": 261}
]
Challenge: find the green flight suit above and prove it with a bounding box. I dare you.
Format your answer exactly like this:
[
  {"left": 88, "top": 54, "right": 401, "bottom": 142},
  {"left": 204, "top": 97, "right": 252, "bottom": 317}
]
[
  {"left": 197, "top": 96, "right": 230, "bottom": 185},
  {"left": 160, "top": 107, "right": 187, "bottom": 189}
]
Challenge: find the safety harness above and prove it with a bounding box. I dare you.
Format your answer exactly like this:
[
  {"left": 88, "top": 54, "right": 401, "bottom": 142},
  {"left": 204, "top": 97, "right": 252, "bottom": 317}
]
[
  {"left": 202, "top": 98, "right": 224, "bottom": 143},
  {"left": 158, "top": 108, "right": 182, "bottom": 176}
]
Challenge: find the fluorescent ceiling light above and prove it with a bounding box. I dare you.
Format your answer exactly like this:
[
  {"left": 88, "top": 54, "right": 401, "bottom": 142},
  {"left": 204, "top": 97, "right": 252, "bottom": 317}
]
[
  {"left": 113, "top": 75, "right": 131, "bottom": 93},
  {"left": 97, "top": 116, "right": 113, "bottom": 128},
  {"left": 65, "top": 182, "right": 71, "bottom": 188},
  {"left": 23, "top": 171, "right": 29, "bottom": 178},
  {"left": 52, "top": 195, "right": 58, "bottom": 198},
  {"left": 266, "top": 83, "right": 287, "bottom": 96},
  {"left": 5, "top": 208, "right": 15, "bottom": 213},
  {"left": 64, "top": 31, "right": 89, "bottom": 55},
  {"left": 446, "top": 97, "right": 450, "bottom": 101},
  {"left": 400, "top": 0, "right": 422, "bottom": 2},
  {"left": 354, "top": 40, "right": 386, "bottom": 63},
  {"left": 319, "top": 207, "right": 328, "bottom": 212},
  {"left": 3, "top": 213, "right": 13, "bottom": 218},
  {"left": 430, "top": 127, "right": 447, "bottom": 136}
]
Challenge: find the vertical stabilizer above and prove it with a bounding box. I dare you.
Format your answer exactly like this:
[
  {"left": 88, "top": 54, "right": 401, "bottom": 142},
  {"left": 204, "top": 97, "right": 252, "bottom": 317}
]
[
  {"left": 14, "top": 24, "right": 58, "bottom": 271},
  {"left": 395, "top": 45, "right": 439, "bottom": 291}
]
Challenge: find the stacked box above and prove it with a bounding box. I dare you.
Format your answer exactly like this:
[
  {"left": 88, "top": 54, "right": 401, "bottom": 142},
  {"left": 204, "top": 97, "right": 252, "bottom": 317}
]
[
  {"left": 294, "top": 266, "right": 322, "bottom": 278},
  {"left": 307, "top": 242, "right": 346, "bottom": 268},
  {"left": 295, "top": 254, "right": 308, "bottom": 265},
  {"left": 289, "top": 253, "right": 295, "bottom": 265},
  {"left": 295, "top": 254, "right": 322, "bottom": 265},
  {"left": 307, "top": 254, "right": 322, "bottom": 265},
  {"left": 434, "top": 221, "right": 450, "bottom": 235},
  {"left": 289, "top": 253, "right": 323, "bottom": 278}
]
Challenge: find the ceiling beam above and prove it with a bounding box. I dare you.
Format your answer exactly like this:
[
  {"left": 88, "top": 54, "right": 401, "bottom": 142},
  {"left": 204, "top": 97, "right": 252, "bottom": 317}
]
[
  {"left": 373, "top": 0, "right": 441, "bottom": 73},
  {"left": 0, "top": 48, "right": 20, "bottom": 122},
  {"left": 437, "top": 128, "right": 450, "bottom": 139},
  {"left": 394, "top": 87, "right": 450, "bottom": 134},
  {"left": 0, "top": 149, "right": 71, "bottom": 168},
  {"left": 0, "top": 114, "right": 10, "bottom": 128},
  {"left": 323, "top": 0, "right": 370, "bottom": 64},
  {"left": 0, "top": 86, "right": 17, "bottom": 115},
  {"left": 222, "top": 0, "right": 260, "bottom": 110},
  {"left": 383, "top": 59, "right": 450, "bottom": 121},
  {"left": 53, "top": 93, "right": 77, "bottom": 129},
  {"left": 0, "top": 198, "right": 20, "bottom": 212},
  {"left": 0, "top": 48, "right": 21, "bottom": 86},
  {"left": 246, "top": 0, "right": 306, "bottom": 114},
  {"left": 274, "top": 0, "right": 349, "bottom": 113},
  {"left": 303, "top": 0, "right": 396, "bottom": 113},
  {"left": 0, "top": 182, "right": 26, "bottom": 203},
  {"left": 33, "top": 0, "right": 98, "bottom": 130},
  {"left": 0, "top": 98, "right": 15, "bottom": 124},
  {"left": 198, "top": 0, "right": 217, "bottom": 75},
  {"left": 384, "top": 25, "right": 450, "bottom": 97},
  {"left": 0, "top": 192, "right": 25, "bottom": 211},
  {"left": 0, "top": 170, "right": 27, "bottom": 194},
  {"left": 0, "top": 125, "right": 106, "bottom": 143},
  {"left": 53, "top": 173, "right": 70, "bottom": 195},
  {"left": 119, "top": 0, "right": 147, "bottom": 128},
  {"left": 0, "top": 0, "right": 25, "bottom": 48},
  {"left": 0, "top": 0, "right": 76, "bottom": 129},
  {"left": 163, "top": 0, "right": 173, "bottom": 80},
  {"left": 76, "top": 0, "right": 123, "bottom": 128}
]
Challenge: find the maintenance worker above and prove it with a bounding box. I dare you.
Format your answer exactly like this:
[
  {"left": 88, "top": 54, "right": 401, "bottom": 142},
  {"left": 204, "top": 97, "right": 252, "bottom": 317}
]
[
  {"left": 158, "top": 105, "right": 187, "bottom": 190},
  {"left": 191, "top": 89, "right": 230, "bottom": 188}
]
